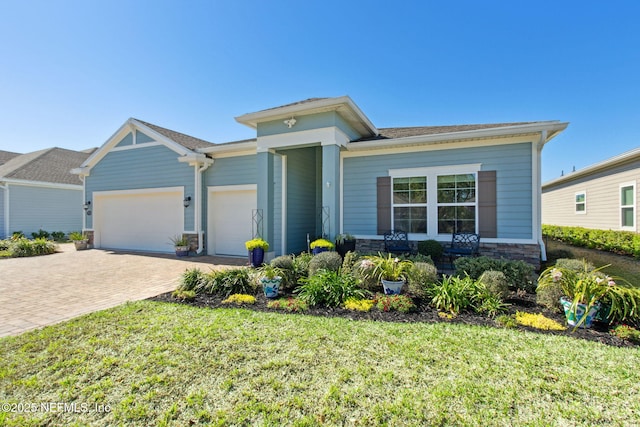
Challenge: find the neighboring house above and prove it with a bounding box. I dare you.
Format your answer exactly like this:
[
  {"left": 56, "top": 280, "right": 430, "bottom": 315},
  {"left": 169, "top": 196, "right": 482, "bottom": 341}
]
[
  {"left": 73, "top": 96, "right": 567, "bottom": 266},
  {"left": 542, "top": 147, "right": 640, "bottom": 232},
  {"left": 0, "top": 147, "right": 91, "bottom": 239}
]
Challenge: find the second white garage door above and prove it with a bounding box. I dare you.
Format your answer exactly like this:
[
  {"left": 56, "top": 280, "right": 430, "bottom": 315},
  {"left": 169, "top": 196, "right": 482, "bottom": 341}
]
[
  {"left": 208, "top": 186, "right": 256, "bottom": 256},
  {"left": 94, "top": 189, "right": 184, "bottom": 253}
]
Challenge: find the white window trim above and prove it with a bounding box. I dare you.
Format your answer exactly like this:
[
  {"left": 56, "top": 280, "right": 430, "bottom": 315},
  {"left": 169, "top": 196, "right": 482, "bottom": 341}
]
[
  {"left": 575, "top": 191, "right": 586, "bottom": 214},
  {"left": 389, "top": 164, "right": 481, "bottom": 239},
  {"left": 620, "top": 181, "right": 636, "bottom": 231}
]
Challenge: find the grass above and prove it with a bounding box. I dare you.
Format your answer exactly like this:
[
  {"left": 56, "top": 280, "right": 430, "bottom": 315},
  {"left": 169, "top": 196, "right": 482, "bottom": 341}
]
[
  {"left": 1, "top": 301, "right": 640, "bottom": 426},
  {"left": 546, "top": 239, "right": 640, "bottom": 285}
]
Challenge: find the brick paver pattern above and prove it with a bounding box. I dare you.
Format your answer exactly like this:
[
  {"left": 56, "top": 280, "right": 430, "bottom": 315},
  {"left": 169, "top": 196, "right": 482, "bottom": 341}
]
[{"left": 0, "top": 244, "right": 245, "bottom": 337}]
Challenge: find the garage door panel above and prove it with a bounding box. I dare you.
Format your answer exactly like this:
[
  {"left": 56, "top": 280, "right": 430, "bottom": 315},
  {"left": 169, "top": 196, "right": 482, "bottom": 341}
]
[
  {"left": 95, "top": 191, "right": 184, "bottom": 253},
  {"left": 208, "top": 189, "right": 256, "bottom": 256}
]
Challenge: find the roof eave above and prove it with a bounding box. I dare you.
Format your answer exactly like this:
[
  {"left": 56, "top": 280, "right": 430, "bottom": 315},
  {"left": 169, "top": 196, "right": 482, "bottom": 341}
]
[
  {"left": 347, "top": 121, "right": 569, "bottom": 151},
  {"left": 197, "top": 140, "right": 257, "bottom": 155}
]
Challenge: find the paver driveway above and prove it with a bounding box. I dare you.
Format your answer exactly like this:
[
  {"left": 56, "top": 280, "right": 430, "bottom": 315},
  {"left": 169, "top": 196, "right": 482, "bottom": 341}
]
[{"left": 0, "top": 244, "right": 245, "bottom": 337}]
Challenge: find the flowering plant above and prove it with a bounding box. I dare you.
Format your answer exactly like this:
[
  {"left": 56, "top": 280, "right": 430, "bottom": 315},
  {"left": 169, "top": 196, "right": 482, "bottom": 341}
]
[
  {"left": 310, "top": 238, "right": 334, "bottom": 250},
  {"left": 362, "top": 252, "right": 413, "bottom": 282},
  {"left": 537, "top": 261, "right": 640, "bottom": 326},
  {"left": 245, "top": 238, "right": 269, "bottom": 251}
]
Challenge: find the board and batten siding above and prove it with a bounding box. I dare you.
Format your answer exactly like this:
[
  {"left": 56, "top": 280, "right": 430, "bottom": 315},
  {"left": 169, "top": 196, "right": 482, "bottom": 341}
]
[
  {"left": 542, "top": 159, "right": 640, "bottom": 231},
  {"left": 85, "top": 145, "right": 195, "bottom": 230},
  {"left": 8, "top": 184, "right": 82, "bottom": 236},
  {"left": 343, "top": 142, "right": 533, "bottom": 239}
]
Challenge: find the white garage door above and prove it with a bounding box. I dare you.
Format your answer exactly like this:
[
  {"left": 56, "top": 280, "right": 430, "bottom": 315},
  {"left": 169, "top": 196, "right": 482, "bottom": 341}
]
[
  {"left": 208, "top": 187, "right": 256, "bottom": 256},
  {"left": 94, "top": 189, "right": 184, "bottom": 253}
]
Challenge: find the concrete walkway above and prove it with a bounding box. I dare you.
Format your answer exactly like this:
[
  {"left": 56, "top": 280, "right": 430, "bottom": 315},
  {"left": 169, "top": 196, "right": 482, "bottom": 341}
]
[{"left": 0, "top": 244, "right": 246, "bottom": 338}]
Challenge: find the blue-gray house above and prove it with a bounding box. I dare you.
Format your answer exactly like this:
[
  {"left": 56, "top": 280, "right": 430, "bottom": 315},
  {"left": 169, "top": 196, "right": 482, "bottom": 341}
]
[
  {"left": 1, "top": 147, "right": 90, "bottom": 239},
  {"left": 73, "top": 96, "right": 568, "bottom": 266}
]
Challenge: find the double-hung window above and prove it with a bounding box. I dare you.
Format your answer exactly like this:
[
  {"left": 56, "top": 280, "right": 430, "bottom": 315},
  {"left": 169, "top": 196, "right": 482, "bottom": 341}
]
[
  {"left": 575, "top": 192, "right": 586, "bottom": 214},
  {"left": 390, "top": 165, "right": 479, "bottom": 236},
  {"left": 437, "top": 174, "right": 476, "bottom": 233},
  {"left": 392, "top": 177, "right": 427, "bottom": 233},
  {"left": 620, "top": 183, "right": 635, "bottom": 230}
]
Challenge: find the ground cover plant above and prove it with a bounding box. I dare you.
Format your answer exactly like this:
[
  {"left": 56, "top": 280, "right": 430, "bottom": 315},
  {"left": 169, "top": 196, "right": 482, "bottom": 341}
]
[{"left": 1, "top": 301, "right": 640, "bottom": 426}]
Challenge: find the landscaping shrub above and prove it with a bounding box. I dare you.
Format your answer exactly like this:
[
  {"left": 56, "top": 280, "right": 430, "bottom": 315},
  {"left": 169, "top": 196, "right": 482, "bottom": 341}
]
[
  {"left": 201, "top": 268, "right": 257, "bottom": 297},
  {"left": 30, "top": 238, "right": 57, "bottom": 255},
  {"left": 555, "top": 258, "right": 594, "bottom": 272},
  {"left": 475, "top": 292, "right": 509, "bottom": 318},
  {"left": 535, "top": 279, "right": 564, "bottom": 313},
  {"left": 308, "top": 251, "right": 343, "bottom": 276},
  {"left": 31, "top": 229, "right": 50, "bottom": 240},
  {"left": 292, "top": 252, "right": 312, "bottom": 278},
  {"left": 344, "top": 298, "right": 375, "bottom": 312},
  {"left": 374, "top": 294, "right": 416, "bottom": 313},
  {"left": 0, "top": 237, "right": 56, "bottom": 257},
  {"left": 341, "top": 250, "right": 360, "bottom": 272},
  {"left": 402, "top": 253, "right": 434, "bottom": 264},
  {"left": 543, "top": 224, "right": 640, "bottom": 258},
  {"left": 296, "top": 269, "right": 365, "bottom": 307},
  {"left": 418, "top": 239, "right": 444, "bottom": 260},
  {"left": 454, "top": 256, "right": 535, "bottom": 292},
  {"left": 495, "top": 314, "right": 518, "bottom": 328},
  {"left": 271, "top": 255, "right": 296, "bottom": 290},
  {"left": 407, "top": 262, "right": 438, "bottom": 298},
  {"left": 178, "top": 268, "right": 205, "bottom": 292},
  {"left": 479, "top": 270, "right": 510, "bottom": 300},
  {"left": 430, "top": 275, "right": 479, "bottom": 315},
  {"left": 50, "top": 231, "right": 66, "bottom": 241},
  {"left": 545, "top": 248, "right": 574, "bottom": 265}
]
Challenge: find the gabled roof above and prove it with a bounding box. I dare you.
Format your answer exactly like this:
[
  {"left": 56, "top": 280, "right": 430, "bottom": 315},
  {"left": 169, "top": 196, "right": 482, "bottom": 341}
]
[
  {"left": 0, "top": 147, "right": 90, "bottom": 186},
  {"left": 134, "top": 119, "right": 215, "bottom": 150},
  {"left": 0, "top": 150, "right": 21, "bottom": 165},
  {"left": 543, "top": 146, "right": 640, "bottom": 189}
]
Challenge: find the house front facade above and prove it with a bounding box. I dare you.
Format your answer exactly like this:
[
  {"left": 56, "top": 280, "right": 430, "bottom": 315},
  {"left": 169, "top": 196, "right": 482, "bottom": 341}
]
[
  {"left": 74, "top": 96, "right": 567, "bottom": 267},
  {"left": 542, "top": 147, "right": 640, "bottom": 232},
  {"left": 0, "top": 148, "right": 90, "bottom": 239}
]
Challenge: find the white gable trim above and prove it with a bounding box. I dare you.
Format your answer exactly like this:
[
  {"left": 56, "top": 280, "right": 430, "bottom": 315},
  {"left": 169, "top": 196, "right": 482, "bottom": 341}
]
[
  {"left": 2, "top": 178, "right": 82, "bottom": 190},
  {"left": 76, "top": 118, "right": 196, "bottom": 174},
  {"left": 256, "top": 126, "right": 350, "bottom": 153}
]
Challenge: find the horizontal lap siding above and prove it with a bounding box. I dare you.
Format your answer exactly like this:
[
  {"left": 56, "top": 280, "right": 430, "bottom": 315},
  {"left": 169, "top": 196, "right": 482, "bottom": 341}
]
[
  {"left": 542, "top": 160, "right": 640, "bottom": 230},
  {"left": 0, "top": 188, "right": 5, "bottom": 238},
  {"left": 343, "top": 142, "right": 533, "bottom": 239},
  {"left": 8, "top": 184, "right": 82, "bottom": 236},
  {"left": 86, "top": 145, "right": 195, "bottom": 230}
]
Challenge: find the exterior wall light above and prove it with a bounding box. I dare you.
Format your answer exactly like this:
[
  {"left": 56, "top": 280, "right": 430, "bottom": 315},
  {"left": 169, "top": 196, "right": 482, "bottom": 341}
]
[
  {"left": 83, "top": 201, "right": 92, "bottom": 216},
  {"left": 183, "top": 196, "right": 191, "bottom": 208}
]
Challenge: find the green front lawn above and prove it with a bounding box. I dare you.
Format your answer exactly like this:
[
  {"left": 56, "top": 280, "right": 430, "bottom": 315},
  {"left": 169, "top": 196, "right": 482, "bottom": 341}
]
[{"left": 2, "top": 301, "right": 639, "bottom": 426}]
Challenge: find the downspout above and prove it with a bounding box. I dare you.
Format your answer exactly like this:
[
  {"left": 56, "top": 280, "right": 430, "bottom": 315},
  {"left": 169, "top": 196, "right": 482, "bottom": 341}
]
[
  {"left": 537, "top": 130, "right": 548, "bottom": 262},
  {"left": 0, "top": 182, "right": 8, "bottom": 239},
  {"left": 195, "top": 159, "right": 214, "bottom": 254}
]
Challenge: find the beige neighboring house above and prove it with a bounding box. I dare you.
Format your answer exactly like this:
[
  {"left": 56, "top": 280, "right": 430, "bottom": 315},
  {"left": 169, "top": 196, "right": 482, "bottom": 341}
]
[{"left": 542, "top": 147, "right": 639, "bottom": 232}]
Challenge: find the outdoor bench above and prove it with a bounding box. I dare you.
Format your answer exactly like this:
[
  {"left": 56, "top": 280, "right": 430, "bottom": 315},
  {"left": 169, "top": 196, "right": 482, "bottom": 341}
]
[
  {"left": 443, "top": 232, "right": 480, "bottom": 262},
  {"left": 383, "top": 230, "right": 414, "bottom": 255}
]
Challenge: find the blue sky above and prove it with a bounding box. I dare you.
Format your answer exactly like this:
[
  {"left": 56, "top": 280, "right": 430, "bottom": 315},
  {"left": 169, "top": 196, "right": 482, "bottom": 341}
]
[{"left": 1, "top": 0, "right": 638, "bottom": 182}]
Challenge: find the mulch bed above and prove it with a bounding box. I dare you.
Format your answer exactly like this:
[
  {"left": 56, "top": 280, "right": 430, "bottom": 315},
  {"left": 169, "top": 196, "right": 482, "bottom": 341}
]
[{"left": 149, "top": 290, "right": 638, "bottom": 348}]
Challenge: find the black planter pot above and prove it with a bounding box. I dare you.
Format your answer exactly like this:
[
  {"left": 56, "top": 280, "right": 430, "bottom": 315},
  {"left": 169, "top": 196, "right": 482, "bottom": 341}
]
[
  {"left": 336, "top": 240, "right": 356, "bottom": 258},
  {"left": 249, "top": 248, "right": 265, "bottom": 267}
]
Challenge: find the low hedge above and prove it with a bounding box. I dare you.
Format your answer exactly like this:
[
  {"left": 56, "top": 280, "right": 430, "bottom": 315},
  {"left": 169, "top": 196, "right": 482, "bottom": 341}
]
[
  {"left": 0, "top": 238, "right": 57, "bottom": 258},
  {"left": 543, "top": 224, "right": 640, "bottom": 259}
]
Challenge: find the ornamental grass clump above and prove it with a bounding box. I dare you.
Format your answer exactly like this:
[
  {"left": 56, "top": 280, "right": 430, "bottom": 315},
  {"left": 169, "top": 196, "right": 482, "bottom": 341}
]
[
  {"left": 201, "top": 267, "right": 258, "bottom": 298},
  {"left": 296, "top": 269, "right": 365, "bottom": 307},
  {"left": 363, "top": 253, "right": 413, "bottom": 282},
  {"left": 537, "top": 261, "right": 640, "bottom": 327}
]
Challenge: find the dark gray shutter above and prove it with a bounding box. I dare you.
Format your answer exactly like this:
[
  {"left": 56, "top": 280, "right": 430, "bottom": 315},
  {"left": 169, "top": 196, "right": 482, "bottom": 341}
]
[
  {"left": 478, "top": 170, "right": 497, "bottom": 238},
  {"left": 377, "top": 176, "right": 392, "bottom": 235}
]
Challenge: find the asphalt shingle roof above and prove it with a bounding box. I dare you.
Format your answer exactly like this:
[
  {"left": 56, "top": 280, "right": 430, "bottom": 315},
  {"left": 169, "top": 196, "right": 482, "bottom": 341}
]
[
  {"left": 0, "top": 150, "right": 21, "bottom": 165},
  {"left": 356, "top": 122, "right": 536, "bottom": 141},
  {"left": 0, "top": 147, "right": 91, "bottom": 185},
  {"left": 135, "top": 119, "right": 215, "bottom": 150}
]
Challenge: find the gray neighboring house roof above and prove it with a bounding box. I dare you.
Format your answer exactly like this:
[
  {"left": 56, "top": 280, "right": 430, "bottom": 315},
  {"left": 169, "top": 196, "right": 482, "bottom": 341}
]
[
  {"left": 0, "top": 150, "right": 21, "bottom": 165},
  {"left": 0, "top": 147, "right": 91, "bottom": 186}
]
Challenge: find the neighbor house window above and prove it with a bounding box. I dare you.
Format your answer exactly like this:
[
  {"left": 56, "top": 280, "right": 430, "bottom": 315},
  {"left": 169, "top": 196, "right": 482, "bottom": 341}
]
[
  {"left": 620, "top": 183, "right": 635, "bottom": 229},
  {"left": 392, "top": 176, "right": 427, "bottom": 233},
  {"left": 575, "top": 192, "right": 586, "bottom": 214},
  {"left": 437, "top": 174, "right": 476, "bottom": 233}
]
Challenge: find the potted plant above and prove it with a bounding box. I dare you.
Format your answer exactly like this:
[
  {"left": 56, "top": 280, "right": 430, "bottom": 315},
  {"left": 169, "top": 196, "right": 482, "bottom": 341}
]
[
  {"left": 537, "top": 261, "right": 640, "bottom": 330},
  {"left": 258, "top": 264, "right": 283, "bottom": 298},
  {"left": 69, "top": 231, "right": 89, "bottom": 251},
  {"left": 169, "top": 235, "right": 190, "bottom": 257},
  {"left": 310, "top": 238, "right": 334, "bottom": 255},
  {"left": 245, "top": 238, "right": 269, "bottom": 267},
  {"left": 362, "top": 252, "right": 413, "bottom": 295},
  {"left": 335, "top": 233, "right": 356, "bottom": 258}
]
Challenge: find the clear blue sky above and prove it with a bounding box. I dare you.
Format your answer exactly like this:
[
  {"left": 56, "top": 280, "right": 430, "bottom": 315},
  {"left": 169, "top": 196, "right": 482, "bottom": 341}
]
[{"left": 1, "top": 0, "right": 638, "bottom": 182}]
